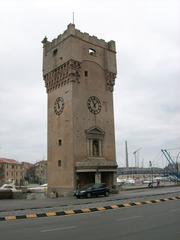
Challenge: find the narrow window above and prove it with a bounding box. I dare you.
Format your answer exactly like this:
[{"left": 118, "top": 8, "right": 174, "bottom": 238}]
[
  {"left": 53, "top": 48, "right": 58, "bottom": 56},
  {"left": 84, "top": 71, "right": 88, "bottom": 77},
  {"left": 92, "top": 139, "right": 100, "bottom": 157},
  {"left": 58, "top": 139, "right": 62, "bottom": 146},
  {"left": 58, "top": 160, "right": 62, "bottom": 167},
  {"left": 89, "top": 48, "right": 96, "bottom": 56}
]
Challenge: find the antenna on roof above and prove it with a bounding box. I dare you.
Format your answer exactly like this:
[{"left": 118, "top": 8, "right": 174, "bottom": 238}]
[{"left": 72, "top": 12, "right": 75, "bottom": 24}]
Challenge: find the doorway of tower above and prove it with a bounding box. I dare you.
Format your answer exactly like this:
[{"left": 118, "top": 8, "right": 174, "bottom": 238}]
[
  {"left": 101, "top": 172, "right": 113, "bottom": 188},
  {"left": 76, "top": 172, "right": 95, "bottom": 189}
]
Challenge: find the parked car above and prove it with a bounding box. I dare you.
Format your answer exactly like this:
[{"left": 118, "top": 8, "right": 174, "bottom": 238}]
[
  {"left": 27, "top": 183, "right": 47, "bottom": 193},
  {"left": 0, "top": 183, "right": 21, "bottom": 192},
  {"left": 74, "top": 183, "right": 109, "bottom": 198}
]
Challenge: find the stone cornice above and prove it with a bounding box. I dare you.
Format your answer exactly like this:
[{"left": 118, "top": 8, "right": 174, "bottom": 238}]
[{"left": 43, "top": 59, "right": 81, "bottom": 93}]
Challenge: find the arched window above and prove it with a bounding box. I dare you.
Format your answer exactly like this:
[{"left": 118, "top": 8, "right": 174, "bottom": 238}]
[{"left": 88, "top": 48, "right": 96, "bottom": 56}]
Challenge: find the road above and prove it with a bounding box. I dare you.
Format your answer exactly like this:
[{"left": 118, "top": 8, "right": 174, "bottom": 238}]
[{"left": 0, "top": 199, "right": 179, "bottom": 240}]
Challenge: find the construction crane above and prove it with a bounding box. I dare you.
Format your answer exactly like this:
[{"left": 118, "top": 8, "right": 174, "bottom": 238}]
[
  {"left": 161, "top": 149, "right": 179, "bottom": 179},
  {"left": 133, "top": 148, "right": 141, "bottom": 168}
]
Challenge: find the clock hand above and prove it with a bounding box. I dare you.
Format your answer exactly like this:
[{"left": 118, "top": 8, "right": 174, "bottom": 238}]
[
  {"left": 57, "top": 102, "right": 60, "bottom": 109},
  {"left": 92, "top": 100, "right": 97, "bottom": 108}
]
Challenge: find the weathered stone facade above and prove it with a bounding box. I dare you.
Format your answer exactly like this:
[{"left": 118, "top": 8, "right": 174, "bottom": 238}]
[{"left": 42, "top": 24, "right": 117, "bottom": 196}]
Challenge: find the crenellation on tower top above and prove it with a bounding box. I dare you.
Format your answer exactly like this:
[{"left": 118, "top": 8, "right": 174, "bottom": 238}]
[
  {"left": 108, "top": 40, "right": 116, "bottom": 52},
  {"left": 67, "top": 23, "right": 76, "bottom": 34},
  {"left": 42, "top": 24, "right": 116, "bottom": 54}
]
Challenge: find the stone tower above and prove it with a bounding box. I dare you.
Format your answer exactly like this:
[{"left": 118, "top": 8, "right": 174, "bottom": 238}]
[{"left": 42, "top": 24, "right": 117, "bottom": 196}]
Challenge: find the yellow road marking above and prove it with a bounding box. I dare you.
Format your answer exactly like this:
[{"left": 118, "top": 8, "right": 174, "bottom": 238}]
[
  {"left": 134, "top": 202, "right": 142, "bottom": 205},
  {"left": 111, "top": 205, "right": 119, "bottom": 209},
  {"left": 144, "top": 201, "right": 152, "bottom": 204},
  {"left": 97, "top": 207, "right": 106, "bottom": 211},
  {"left": 26, "top": 213, "right": 37, "bottom": 218},
  {"left": 123, "top": 203, "right": 131, "bottom": 207},
  {"left": 81, "top": 208, "right": 91, "bottom": 213},
  {"left": 46, "top": 212, "right": 56, "bottom": 217},
  {"left": 64, "top": 210, "right": 75, "bottom": 215},
  {"left": 170, "top": 197, "right": 177, "bottom": 200},
  {"left": 5, "top": 216, "right": 16, "bottom": 221}
]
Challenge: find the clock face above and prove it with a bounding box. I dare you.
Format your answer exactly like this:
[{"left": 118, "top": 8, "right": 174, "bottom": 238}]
[
  {"left": 54, "top": 97, "right": 64, "bottom": 116},
  {"left": 87, "top": 96, "right": 101, "bottom": 114}
]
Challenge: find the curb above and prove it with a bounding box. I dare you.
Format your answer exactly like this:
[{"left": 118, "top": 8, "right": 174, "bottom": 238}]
[
  {"left": 1, "top": 196, "right": 180, "bottom": 222},
  {"left": 120, "top": 184, "right": 180, "bottom": 191}
]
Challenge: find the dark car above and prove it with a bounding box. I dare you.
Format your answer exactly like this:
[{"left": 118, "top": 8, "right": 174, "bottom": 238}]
[{"left": 74, "top": 183, "right": 109, "bottom": 198}]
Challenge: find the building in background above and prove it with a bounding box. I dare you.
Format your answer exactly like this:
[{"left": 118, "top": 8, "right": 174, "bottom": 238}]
[
  {"left": 21, "top": 162, "right": 34, "bottom": 183},
  {"left": 0, "top": 158, "right": 25, "bottom": 186},
  {"left": 34, "top": 160, "right": 47, "bottom": 184},
  {"left": 0, "top": 158, "right": 48, "bottom": 186}
]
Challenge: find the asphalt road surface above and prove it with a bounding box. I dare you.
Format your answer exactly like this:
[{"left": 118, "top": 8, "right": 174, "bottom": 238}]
[{"left": 0, "top": 199, "right": 179, "bottom": 240}]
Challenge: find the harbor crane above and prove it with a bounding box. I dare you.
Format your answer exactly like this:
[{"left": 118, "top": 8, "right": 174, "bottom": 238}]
[{"left": 161, "top": 149, "right": 179, "bottom": 179}]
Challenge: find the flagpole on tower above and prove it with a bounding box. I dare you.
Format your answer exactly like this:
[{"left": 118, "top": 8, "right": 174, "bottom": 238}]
[{"left": 73, "top": 12, "right": 75, "bottom": 24}]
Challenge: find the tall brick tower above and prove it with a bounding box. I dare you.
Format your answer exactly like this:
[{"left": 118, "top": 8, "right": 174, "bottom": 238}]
[{"left": 42, "top": 24, "right": 117, "bottom": 196}]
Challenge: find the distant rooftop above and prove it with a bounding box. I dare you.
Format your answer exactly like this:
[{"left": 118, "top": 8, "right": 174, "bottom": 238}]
[
  {"left": 35, "top": 160, "right": 47, "bottom": 166},
  {"left": 0, "top": 158, "right": 18, "bottom": 164}
]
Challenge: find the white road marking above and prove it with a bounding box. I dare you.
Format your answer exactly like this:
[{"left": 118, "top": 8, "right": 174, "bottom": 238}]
[
  {"left": 40, "top": 226, "right": 76, "bottom": 233},
  {"left": 170, "top": 208, "right": 180, "bottom": 212},
  {"left": 116, "top": 215, "right": 141, "bottom": 222}
]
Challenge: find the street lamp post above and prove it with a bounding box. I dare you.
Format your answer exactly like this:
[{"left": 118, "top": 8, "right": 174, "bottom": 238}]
[
  {"left": 176, "top": 152, "right": 180, "bottom": 180},
  {"left": 149, "top": 161, "right": 153, "bottom": 185}
]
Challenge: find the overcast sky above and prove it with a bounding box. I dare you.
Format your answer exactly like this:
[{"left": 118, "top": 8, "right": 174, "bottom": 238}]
[{"left": 0, "top": 0, "right": 180, "bottom": 167}]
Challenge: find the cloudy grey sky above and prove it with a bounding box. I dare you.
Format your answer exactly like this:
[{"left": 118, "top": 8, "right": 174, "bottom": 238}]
[{"left": 0, "top": 0, "right": 180, "bottom": 167}]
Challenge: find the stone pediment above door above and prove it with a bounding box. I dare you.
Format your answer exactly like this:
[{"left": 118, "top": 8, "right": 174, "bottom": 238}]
[
  {"left": 85, "top": 126, "right": 105, "bottom": 139},
  {"left": 85, "top": 126, "right": 105, "bottom": 158}
]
